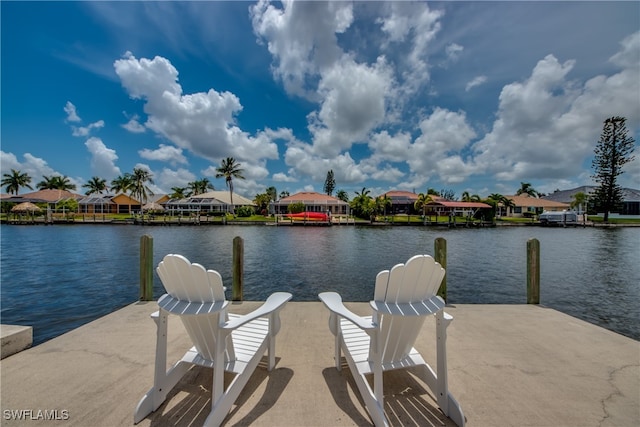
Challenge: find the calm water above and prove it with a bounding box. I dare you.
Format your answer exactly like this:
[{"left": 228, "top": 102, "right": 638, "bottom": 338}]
[{"left": 1, "top": 224, "right": 638, "bottom": 345}]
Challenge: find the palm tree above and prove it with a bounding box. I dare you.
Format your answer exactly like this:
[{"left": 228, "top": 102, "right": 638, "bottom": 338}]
[
  {"left": 335, "top": 189, "right": 349, "bottom": 202},
  {"left": 82, "top": 176, "right": 108, "bottom": 195},
  {"left": 414, "top": 192, "right": 434, "bottom": 217},
  {"left": 253, "top": 193, "right": 272, "bottom": 214},
  {"left": 36, "top": 175, "right": 76, "bottom": 191},
  {"left": 215, "top": 157, "right": 245, "bottom": 215},
  {"left": 461, "top": 191, "right": 481, "bottom": 202},
  {"left": 279, "top": 191, "right": 290, "bottom": 199},
  {"left": 110, "top": 174, "right": 132, "bottom": 194},
  {"left": 187, "top": 178, "right": 214, "bottom": 196},
  {"left": 484, "top": 193, "right": 513, "bottom": 219},
  {"left": 516, "top": 182, "right": 539, "bottom": 198},
  {"left": 350, "top": 187, "right": 372, "bottom": 219},
  {"left": 129, "top": 168, "right": 154, "bottom": 205},
  {"left": 1, "top": 169, "right": 33, "bottom": 195},
  {"left": 571, "top": 192, "right": 589, "bottom": 216},
  {"left": 374, "top": 194, "right": 392, "bottom": 219},
  {"left": 169, "top": 187, "right": 187, "bottom": 200}
]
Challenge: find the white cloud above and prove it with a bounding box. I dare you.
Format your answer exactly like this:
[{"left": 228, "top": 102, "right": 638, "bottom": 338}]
[
  {"left": 378, "top": 2, "right": 443, "bottom": 96},
  {"left": 64, "top": 101, "right": 81, "bottom": 122},
  {"left": 122, "top": 114, "right": 146, "bottom": 133},
  {"left": 309, "top": 56, "right": 393, "bottom": 156},
  {"left": 272, "top": 172, "right": 296, "bottom": 183},
  {"left": 155, "top": 167, "right": 196, "bottom": 192},
  {"left": 407, "top": 108, "right": 476, "bottom": 183},
  {"left": 609, "top": 31, "right": 640, "bottom": 70},
  {"left": 0, "top": 151, "right": 83, "bottom": 192},
  {"left": 84, "top": 137, "right": 121, "bottom": 180},
  {"left": 445, "top": 43, "right": 464, "bottom": 63},
  {"left": 113, "top": 52, "right": 279, "bottom": 179},
  {"left": 368, "top": 130, "right": 412, "bottom": 163},
  {"left": 465, "top": 75, "right": 487, "bottom": 92},
  {"left": 139, "top": 144, "right": 187, "bottom": 166},
  {"left": 250, "top": 0, "right": 353, "bottom": 99},
  {"left": 470, "top": 35, "right": 640, "bottom": 187},
  {"left": 72, "top": 120, "right": 105, "bottom": 137}
]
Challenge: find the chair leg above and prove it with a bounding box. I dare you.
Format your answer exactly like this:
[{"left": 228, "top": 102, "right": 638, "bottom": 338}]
[
  {"left": 333, "top": 315, "right": 342, "bottom": 371},
  {"left": 204, "top": 340, "right": 270, "bottom": 427},
  {"left": 436, "top": 310, "right": 450, "bottom": 415},
  {"left": 342, "top": 346, "right": 388, "bottom": 427},
  {"left": 134, "top": 310, "right": 190, "bottom": 424}
]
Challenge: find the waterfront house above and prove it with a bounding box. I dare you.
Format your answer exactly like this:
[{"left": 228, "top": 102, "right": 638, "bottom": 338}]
[
  {"left": 380, "top": 190, "right": 420, "bottom": 215},
  {"left": 271, "top": 192, "right": 349, "bottom": 216},
  {"left": 3, "top": 189, "right": 83, "bottom": 211},
  {"left": 164, "top": 190, "right": 255, "bottom": 215},
  {"left": 78, "top": 194, "right": 116, "bottom": 214},
  {"left": 543, "top": 186, "right": 640, "bottom": 217},
  {"left": 425, "top": 199, "right": 492, "bottom": 217},
  {"left": 504, "top": 194, "right": 569, "bottom": 218}
]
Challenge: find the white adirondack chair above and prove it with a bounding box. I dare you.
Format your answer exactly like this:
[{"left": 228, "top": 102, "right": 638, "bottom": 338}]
[
  {"left": 318, "top": 254, "right": 465, "bottom": 427},
  {"left": 134, "top": 254, "right": 292, "bottom": 427}
]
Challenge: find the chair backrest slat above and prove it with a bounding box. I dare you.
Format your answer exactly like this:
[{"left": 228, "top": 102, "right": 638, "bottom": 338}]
[
  {"left": 157, "top": 254, "right": 231, "bottom": 362},
  {"left": 372, "top": 255, "right": 445, "bottom": 364}
]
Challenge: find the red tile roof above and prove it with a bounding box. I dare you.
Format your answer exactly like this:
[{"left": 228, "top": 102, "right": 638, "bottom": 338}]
[
  {"left": 429, "top": 200, "right": 492, "bottom": 209},
  {"left": 8, "top": 189, "right": 82, "bottom": 202},
  {"left": 279, "top": 192, "right": 346, "bottom": 203}
]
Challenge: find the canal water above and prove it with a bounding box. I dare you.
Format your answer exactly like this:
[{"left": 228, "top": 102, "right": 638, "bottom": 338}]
[{"left": 1, "top": 224, "right": 638, "bottom": 345}]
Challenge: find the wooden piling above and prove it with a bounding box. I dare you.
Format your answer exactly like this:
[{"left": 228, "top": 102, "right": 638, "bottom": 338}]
[
  {"left": 232, "top": 236, "right": 244, "bottom": 301},
  {"left": 527, "top": 238, "right": 540, "bottom": 304},
  {"left": 139, "top": 234, "right": 153, "bottom": 301},
  {"left": 434, "top": 237, "right": 447, "bottom": 301}
]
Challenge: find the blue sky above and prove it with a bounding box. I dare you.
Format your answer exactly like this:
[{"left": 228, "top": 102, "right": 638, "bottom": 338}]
[{"left": 2, "top": 1, "right": 639, "bottom": 200}]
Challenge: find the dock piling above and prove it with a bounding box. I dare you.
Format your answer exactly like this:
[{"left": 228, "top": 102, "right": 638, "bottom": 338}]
[
  {"left": 232, "top": 236, "right": 244, "bottom": 301},
  {"left": 139, "top": 234, "right": 154, "bottom": 301},
  {"left": 435, "top": 237, "right": 447, "bottom": 301},
  {"left": 527, "top": 238, "right": 540, "bottom": 304}
]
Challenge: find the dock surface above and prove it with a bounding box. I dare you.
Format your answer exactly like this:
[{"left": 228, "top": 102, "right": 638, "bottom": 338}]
[{"left": 1, "top": 302, "right": 638, "bottom": 426}]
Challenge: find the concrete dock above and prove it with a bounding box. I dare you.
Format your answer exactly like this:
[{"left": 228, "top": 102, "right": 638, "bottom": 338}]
[{"left": 1, "top": 302, "right": 638, "bottom": 426}]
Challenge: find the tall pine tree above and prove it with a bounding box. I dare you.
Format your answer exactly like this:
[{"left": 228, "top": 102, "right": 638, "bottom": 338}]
[
  {"left": 591, "top": 116, "right": 635, "bottom": 222},
  {"left": 324, "top": 169, "right": 335, "bottom": 196}
]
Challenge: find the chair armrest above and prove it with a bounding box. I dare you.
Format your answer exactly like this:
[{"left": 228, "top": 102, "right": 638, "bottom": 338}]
[
  {"left": 318, "top": 292, "right": 376, "bottom": 330},
  {"left": 221, "top": 292, "right": 292, "bottom": 331}
]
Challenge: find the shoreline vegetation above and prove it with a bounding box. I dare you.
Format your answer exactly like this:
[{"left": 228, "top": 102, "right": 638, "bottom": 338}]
[{"left": 2, "top": 213, "right": 639, "bottom": 227}]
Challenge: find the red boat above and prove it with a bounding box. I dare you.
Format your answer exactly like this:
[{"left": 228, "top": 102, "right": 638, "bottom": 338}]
[{"left": 284, "top": 212, "right": 329, "bottom": 221}]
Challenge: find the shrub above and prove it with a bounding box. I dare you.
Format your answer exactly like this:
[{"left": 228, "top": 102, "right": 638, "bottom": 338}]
[
  {"left": 287, "top": 202, "right": 305, "bottom": 214},
  {"left": 236, "top": 206, "right": 254, "bottom": 217}
]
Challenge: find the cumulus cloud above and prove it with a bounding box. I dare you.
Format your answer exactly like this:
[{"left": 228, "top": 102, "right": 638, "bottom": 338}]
[
  {"left": 113, "top": 52, "right": 279, "bottom": 178},
  {"left": 250, "top": 1, "right": 451, "bottom": 187},
  {"left": 0, "top": 151, "right": 82, "bottom": 191},
  {"left": 308, "top": 56, "right": 393, "bottom": 156},
  {"left": 64, "top": 101, "right": 81, "bottom": 122},
  {"left": 272, "top": 172, "right": 297, "bottom": 183},
  {"left": 84, "top": 137, "right": 121, "bottom": 180},
  {"left": 139, "top": 144, "right": 187, "bottom": 166},
  {"left": 155, "top": 167, "right": 196, "bottom": 192},
  {"left": 470, "top": 33, "right": 640, "bottom": 188},
  {"left": 122, "top": 113, "right": 146, "bottom": 133},
  {"left": 250, "top": 0, "right": 353, "bottom": 99},
  {"left": 72, "top": 120, "right": 105, "bottom": 137},
  {"left": 378, "top": 2, "right": 443, "bottom": 96},
  {"left": 406, "top": 108, "right": 476, "bottom": 184}
]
